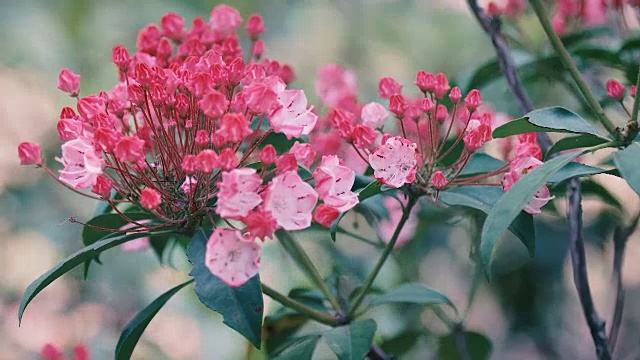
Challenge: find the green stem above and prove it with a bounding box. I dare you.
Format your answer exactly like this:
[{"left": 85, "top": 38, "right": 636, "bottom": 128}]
[
  {"left": 347, "top": 195, "right": 417, "bottom": 318},
  {"left": 528, "top": 0, "right": 620, "bottom": 140},
  {"left": 336, "top": 227, "right": 385, "bottom": 248},
  {"left": 261, "top": 282, "right": 340, "bottom": 326},
  {"left": 275, "top": 229, "right": 343, "bottom": 313},
  {"left": 632, "top": 68, "right": 640, "bottom": 124}
]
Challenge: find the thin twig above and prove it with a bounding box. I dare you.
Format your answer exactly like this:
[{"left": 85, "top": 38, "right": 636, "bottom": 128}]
[{"left": 567, "top": 179, "right": 611, "bottom": 360}]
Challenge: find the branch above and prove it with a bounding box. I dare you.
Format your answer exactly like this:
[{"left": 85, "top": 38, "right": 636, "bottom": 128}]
[{"left": 567, "top": 179, "right": 611, "bottom": 360}]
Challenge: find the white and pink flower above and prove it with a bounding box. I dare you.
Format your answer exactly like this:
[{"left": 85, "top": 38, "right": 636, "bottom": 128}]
[
  {"left": 313, "top": 155, "right": 358, "bottom": 212},
  {"left": 264, "top": 171, "right": 318, "bottom": 230},
  {"left": 368, "top": 136, "right": 419, "bottom": 188},
  {"left": 205, "top": 228, "right": 261, "bottom": 287}
]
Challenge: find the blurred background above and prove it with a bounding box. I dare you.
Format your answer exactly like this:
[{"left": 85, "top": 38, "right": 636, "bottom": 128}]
[{"left": 1, "top": 0, "right": 639, "bottom": 359}]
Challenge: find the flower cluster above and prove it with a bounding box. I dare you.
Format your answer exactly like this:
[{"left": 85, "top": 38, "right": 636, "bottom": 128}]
[{"left": 17, "top": 5, "right": 359, "bottom": 287}]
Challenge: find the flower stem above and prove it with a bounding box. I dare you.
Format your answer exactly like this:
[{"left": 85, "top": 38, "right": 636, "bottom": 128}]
[
  {"left": 275, "top": 229, "right": 343, "bottom": 314},
  {"left": 347, "top": 195, "right": 417, "bottom": 318},
  {"left": 528, "top": 0, "right": 620, "bottom": 140},
  {"left": 261, "top": 282, "right": 340, "bottom": 326}
]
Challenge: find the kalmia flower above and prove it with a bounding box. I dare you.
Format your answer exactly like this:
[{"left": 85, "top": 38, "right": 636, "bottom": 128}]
[
  {"left": 264, "top": 171, "right": 318, "bottom": 231},
  {"left": 369, "top": 136, "right": 419, "bottom": 188},
  {"left": 313, "top": 155, "right": 359, "bottom": 212},
  {"left": 205, "top": 228, "right": 261, "bottom": 287},
  {"left": 57, "top": 69, "right": 81, "bottom": 97}
]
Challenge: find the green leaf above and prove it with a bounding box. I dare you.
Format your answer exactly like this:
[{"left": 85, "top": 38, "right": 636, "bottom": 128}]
[
  {"left": 323, "top": 319, "right": 377, "bottom": 360},
  {"left": 115, "top": 280, "right": 193, "bottom": 360},
  {"left": 493, "top": 107, "right": 607, "bottom": 139},
  {"left": 545, "top": 134, "right": 610, "bottom": 159},
  {"left": 438, "top": 331, "right": 493, "bottom": 360},
  {"left": 548, "top": 162, "right": 608, "bottom": 186},
  {"left": 458, "top": 153, "right": 506, "bottom": 177},
  {"left": 439, "top": 186, "right": 535, "bottom": 257},
  {"left": 272, "top": 335, "right": 321, "bottom": 360},
  {"left": 186, "top": 229, "right": 263, "bottom": 348},
  {"left": 19, "top": 231, "right": 168, "bottom": 324},
  {"left": 330, "top": 180, "right": 386, "bottom": 242},
  {"left": 561, "top": 27, "right": 612, "bottom": 48},
  {"left": 366, "top": 283, "right": 456, "bottom": 311},
  {"left": 613, "top": 143, "right": 640, "bottom": 197},
  {"left": 82, "top": 212, "right": 156, "bottom": 247},
  {"left": 480, "top": 151, "right": 582, "bottom": 278}
]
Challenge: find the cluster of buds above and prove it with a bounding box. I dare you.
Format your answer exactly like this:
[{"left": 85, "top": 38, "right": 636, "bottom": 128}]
[
  {"left": 606, "top": 79, "right": 636, "bottom": 102},
  {"left": 17, "top": 5, "right": 360, "bottom": 287}
]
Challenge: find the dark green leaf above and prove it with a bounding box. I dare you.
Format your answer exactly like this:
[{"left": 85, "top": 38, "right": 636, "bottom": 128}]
[
  {"left": 493, "top": 107, "right": 607, "bottom": 139},
  {"left": 115, "top": 280, "right": 193, "bottom": 360},
  {"left": 19, "top": 231, "right": 168, "bottom": 324},
  {"left": 438, "top": 331, "right": 493, "bottom": 360},
  {"left": 379, "top": 330, "right": 422, "bottom": 357},
  {"left": 548, "top": 162, "right": 608, "bottom": 186},
  {"left": 186, "top": 229, "right": 263, "bottom": 348},
  {"left": 439, "top": 186, "right": 535, "bottom": 257},
  {"left": 481, "top": 151, "right": 582, "bottom": 278},
  {"left": 272, "top": 335, "right": 321, "bottom": 360},
  {"left": 264, "top": 312, "right": 309, "bottom": 355},
  {"left": 366, "top": 283, "right": 456, "bottom": 311},
  {"left": 545, "top": 134, "right": 610, "bottom": 159},
  {"left": 324, "top": 319, "right": 377, "bottom": 360},
  {"left": 458, "top": 153, "right": 506, "bottom": 177},
  {"left": 613, "top": 143, "right": 640, "bottom": 197}
]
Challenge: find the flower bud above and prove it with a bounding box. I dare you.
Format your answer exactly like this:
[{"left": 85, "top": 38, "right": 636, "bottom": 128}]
[
  {"left": 378, "top": 77, "right": 403, "bottom": 99},
  {"left": 57, "top": 69, "right": 81, "bottom": 96},
  {"left": 313, "top": 204, "right": 340, "bottom": 227},
  {"left": 246, "top": 14, "right": 265, "bottom": 40},
  {"left": 389, "top": 94, "right": 408, "bottom": 117},
  {"left": 606, "top": 79, "right": 625, "bottom": 101},
  {"left": 449, "top": 87, "right": 462, "bottom": 103},
  {"left": 430, "top": 171, "right": 448, "bottom": 190},
  {"left": 140, "top": 188, "right": 162, "bottom": 209},
  {"left": 18, "top": 142, "right": 43, "bottom": 165},
  {"left": 415, "top": 70, "right": 435, "bottom": 93},
  {"left": 465, "top": 89, "right": 483, "bottom": 111}
]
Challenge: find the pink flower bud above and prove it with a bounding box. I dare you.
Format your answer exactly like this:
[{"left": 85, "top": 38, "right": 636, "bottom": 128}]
[
  {"left": 430, "top": 171, "right": 448, "bottom": 190},
  {"left": 41, "top": 343, "right": 64, "bottom": 360},
  {"left": 465, "top": 89, "right": 483, "bottom": 111},
  {"left": 415, "top": 70, "right": 436, "bottom": 93},
  {"left": 161, "top": 12, "right": 185, "bottom": 41},
  {"left": 449, "top": 87, "right": 462, "bottom": 103},
  {"left": 196, "top": 150, "right": 219, "bottom": 173},
  {"left": 435, "top": 104, "right": 449, "bottom": 122},
  {"left": 92, "top": 175, "right": 113, "bottom": 197},
  {"left": 290, "top": 142, "right": 316, "bottom": 167},
  {"left": 434, "top": 73, "right": 451, "bottom": 100},
  {"left": 218, "top": 148, "right": 240, "bottom": 170},
  {"left": 181, "top": 154, "right": 198, "bottom": 174},
  {"left": 94, "top": 127, "right": 121, "bottom": 152},
  {"left": 199, "top": 90, "right": 230, "bottom": 118},
  {"left": 174, "top": 93, "right": 190, "bottom": 117},
  {"left": 313, "top": 204, "right": 340, "bottom": 227},
  {"left": 112, "top": 45, "right": 131, "bottom": 71},
  {"left": 210, "top": 4, "right": 243, "bottom": 35},
  {"left": 378, "top": 77, "right": 403, "bottom": 99},
  {"left": 195, "top": 130, "right": 210, "bottom": 146},
  {"left": 280, "top": 64, "right": 296, "bottom": 85},
  {"left": 421, "top": 98, "right": 435, "bottom": 113},
  {"left": 136, "top": 24, "right": 161, "bottom": 54},
  {"left": 60, "top": 106, "right": 77, "bottom": 119},
  {"left": 361, "top": 102, "right": 388, "bottom": 128},
  {"left": 216, "top": 113, "right": 253, "bottom": 143},
  {"left": 156, "top": 38, "right": 173, "bottom": 59},
  {"left": 276, "top": 153, "right": 298, "bottom": 174},
  {"left": 246, "top": 14, "right": 265, "bottom": 40},
  {"left": 134, "top": 63, "right": 154, "bottom": 87},
  {"left": 487, "top": 2, "right": 503, "bottom": 16},
  {"left": 606, "top": 79, "right": 625, "bottom": 101},
  {"left": 243, "top": 209, "right": 277, "bottom": 240},
  {"left": 18, "top": 142, "right": 42, "bottom": 165},
  {"left": 77, "top": 95, "right": 105, "bottom": 121},
  {"left": 252, "top": 40, "right": 265, "bottom": 58},
  {"left": 73, "top": 344, "right": 91, "bottom": 360},
  {"left": 389, "top": 94, "right": 408, "bottom": 117},
  {"left": 57, "top": 69, "right": 81, "bottom": 96},
  {"left": 114, "top": 136, "right": 145, "bottom": 162},
  {"left": 352, "top": 125, "right": 379, "bottom": 149},
  {"left": 140, "top": 188, "right": 162, "bottom": 209},
  {"left": 57, "top": 118, "right": 83, "bottom": 141},
  {"left": 259, "top": 145, "right": 278, "bottom": 166}
]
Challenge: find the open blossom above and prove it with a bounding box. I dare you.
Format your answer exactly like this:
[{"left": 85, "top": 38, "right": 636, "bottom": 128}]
[
  {"left": 290, "top": 141, "right": 316, "bottom": 167},
  {"left": 269, "top": 89, "right": 318, "bottom": 139},
  {"left": 361, "top": 102, "right": 388, "bottom": 128},
  {"left": 264, "top": 171, "right": 318, "bottom": 230},
  {"left": 313, "top": 155, "right": 359, "bottom": 212},
  {"left": 58, "top": 138, "right": 105, "bottom": 189},
  {"left": 502, "top": 156, "right": 553, "bottom": 214},
  {"left": 369, "top": 136, "right": 419, "bottom": 188},
  {"left": 205, "top": 228, "right": 261, "bottom": 287},
  {"left": 216, "top": 168, "right": 263, "bottom": 219}
]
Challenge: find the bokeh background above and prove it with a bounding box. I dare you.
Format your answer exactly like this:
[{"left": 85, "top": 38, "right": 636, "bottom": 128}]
[{"left": 1, "top": 0, "right": 640, "bottom": 359}]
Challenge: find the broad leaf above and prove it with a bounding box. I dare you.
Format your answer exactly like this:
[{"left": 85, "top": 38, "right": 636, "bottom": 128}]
[
  {"left": 439, "top": 186, "right": 535, "bottom": 257},
  {"left": 366, "top": 283, "right": 456, "bottom": 311},
  {"left": 115, "top": 280, "right": 193, "bottom": 360},
  {"left": 272, "top": 335, "right": 321, "bottom": 360},
  {"left": 186, "top": 229, "right": 264, "bottom": 348},
  {"left": 613, "top": 143, "right": 640, "bottom": 197},
  {"left": 480, "top": 151, "right": 582, "bottom": 278},
  {"left": 438, "top": 331, "right": 493, "bottom": 360},
  {"left": 493, "top": 107, "right": 607, "bottom": 139},
  {"left": 548, "top": 162, "right": 608, "bottom": 186},
  {"left": 324, "top": 319, "right": 377, "bottom": 360},
  {"left": 19, "top": 231, "right": 168, "bottom": 323},
  {"left": 458, "top": 153, "right": 506, "bottom": 177},
  {"left": 545, "top": 134, "right": 610, "bottom": 159}
]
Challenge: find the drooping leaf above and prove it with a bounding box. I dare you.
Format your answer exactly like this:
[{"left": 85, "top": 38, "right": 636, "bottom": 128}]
[
  {"left": 186, "top": 229, "right": 264, "bottom": 348},
  {"left": 493, "top": 107, "right": 607, "bottom": 139},
  {"left": 545, "top": 134, "right": 610, "bottom": 159},
  {"left": 481, "top": 152, "right": 582, "bottom": 278},
  {"left": 366, "top": 283, "right": 456, "bottom": 311},
  {"left": 323, "top": 319, "right": 377, "bottom": 360},
  {"left": 19, "top": 231, "right": 169, "bottom": 324},
  {"left": 272, "top": 335, "right": 321, "bottom": 360},
  {"left": 458, "top": 153, "right": 506, "bottom": 177},
  {"left": 613, "top": 143, "right": 640, "bottom": 197},
  {"left": 438, "top": 331, "right": 493, "bottom": 360},
  {"left": 115, "top": 280, "right": 193, "bottom": 360},
  {"left": 439, "top": 186, "right": 535, "bottom": 257}
]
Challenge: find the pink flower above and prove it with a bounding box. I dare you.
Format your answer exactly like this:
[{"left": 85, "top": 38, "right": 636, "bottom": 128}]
[
  {"left": 181, "top": 176, "right": 198, "bottom": 195},
  {"left": 378, "top": 77, "right": 403, "bottom": 99},
  {"left": 140, "top": 188, "right": 162, "bottom": 209},
  {"left": 290, "top": 141, "right": 316, "bottom": 167},
  {"left": 57, "top": 69, "right": 81, "bottom": 96},
  {"left": 378, "top": 197, "right": 418, "bottom": 247},
  {"left": 352, "top": 125, "right": 378, "bottom": 149},
  {"left": 434, "top": 73, "right": 451, "bottom": 100},
  {"left": 415, "top": 70, "right": 435, "bottom": 93},
  {"left": 199, "top": 90, "right": 229, "bottom": 118},
  {"left": 315, "top": 64, "right": 358, "bottom": 108},
  {"left": 269, "top": 90, "right": 318, "bottom": 139},
  {"left": 161, "top": 12, "right": 186, "bottom": 41},
  {"left": 313, "top": 155, "right": 359, "bottom": 212},
  {"left": 114, "top": 136, "right": 145, "bottom": 163},
  {"left": 196, "top": 149, "right": 219, "bottom": 173},
  {"left": 216, "top": 168, "right": 263, "bottom": 219},
  {"left": 243, "top": 76, "right": 284, "bottom": 114},
  {"left": 210, "top": 4, "right": 243, "bottom": 36},
  {"left": 264, "top": 171, "right": 318, "bottom": 230},
  {"left": 243, "top": 208, "right": 277, "bottom": 240},
  {"left": 18, "top": 142, "right": 43, "bottom": 165},
  {"left": 430, "top": 171, "right": 448, "bottom": 190},
  {"left": 77, "top": 95, "right": 105, "bottom": 121},
  {"left": 313, "top": 204, "right": 340, "bottom": 227},
  {"left": 181, "top": 154, "right": 198, "bottom": 174},
  {"left": 205, "top": 228, "right": 261, "bottom": 287},
  {"left": 449, "top": 87, "right": 462, "bottom": 103},
  {"left": 58, "top": 138, "right": 105, "bottom": 188},
  {"left": 218, "top": 148, "right": 240, "bottom": 170},
  {"left": 216, "top": 113, "right": 253, "bottom": 143},
  {"left": 502, "top": 156, "right": 554, "bottom": 214},
  {"left": 369, "top": 136, "right": 419, "bottom": 188},
  {"left": 361, "top": 102, "right": 388, "bottom": 128},
  {"left": 463, "top": 119, "right": 492, "bottom": 152},
  {"left": 92, "top": 175, "right": 112, "bottom": 197}
]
